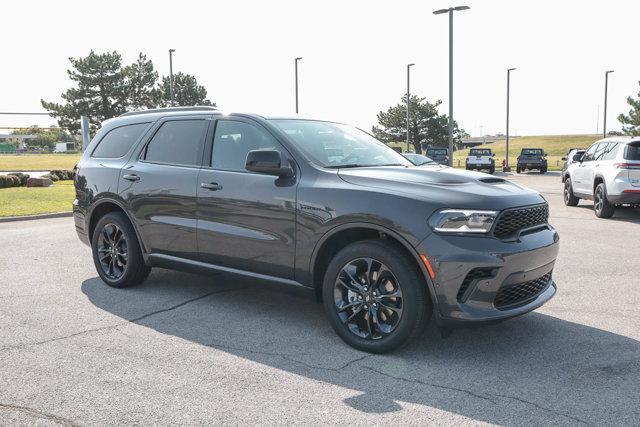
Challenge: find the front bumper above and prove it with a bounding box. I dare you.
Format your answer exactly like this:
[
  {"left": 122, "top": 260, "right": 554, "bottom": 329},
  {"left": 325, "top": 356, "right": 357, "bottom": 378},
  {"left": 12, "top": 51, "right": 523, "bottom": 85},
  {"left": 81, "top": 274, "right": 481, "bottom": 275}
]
[{"left": 417, "top": 226, "right": 559, "bottom": 326}]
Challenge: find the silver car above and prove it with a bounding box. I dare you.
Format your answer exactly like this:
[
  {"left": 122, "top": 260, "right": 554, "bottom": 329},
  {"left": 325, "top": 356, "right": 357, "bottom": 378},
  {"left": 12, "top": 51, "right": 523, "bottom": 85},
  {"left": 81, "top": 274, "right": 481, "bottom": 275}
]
[{"left": 563, "top": 137, "right": 640, "bottom": 217}]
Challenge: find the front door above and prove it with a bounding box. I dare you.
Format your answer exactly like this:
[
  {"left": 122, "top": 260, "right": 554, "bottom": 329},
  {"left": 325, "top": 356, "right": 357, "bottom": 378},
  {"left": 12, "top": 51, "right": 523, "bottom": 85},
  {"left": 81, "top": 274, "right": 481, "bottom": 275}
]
[
  {"left": 196, "top": 118, "right": 297, "bottom": 279},
  {"left": 573, "top": 142, "right": 599, "bottom": 194},
  {"left": 121, "top": 117, "right": 210, "bottom": 259}
]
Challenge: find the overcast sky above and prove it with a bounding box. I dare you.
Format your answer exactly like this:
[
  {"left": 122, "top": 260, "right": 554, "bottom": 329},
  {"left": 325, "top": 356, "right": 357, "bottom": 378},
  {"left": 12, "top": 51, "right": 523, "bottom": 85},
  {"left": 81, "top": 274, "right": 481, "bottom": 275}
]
[{"left": 2, "top": 0, "right": 639, "bottom": 136}]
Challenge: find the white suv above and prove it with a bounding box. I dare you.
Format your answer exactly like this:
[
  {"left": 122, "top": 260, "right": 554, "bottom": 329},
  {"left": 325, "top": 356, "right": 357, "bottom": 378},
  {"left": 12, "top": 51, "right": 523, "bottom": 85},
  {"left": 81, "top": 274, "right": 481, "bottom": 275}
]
[
  {"left": 465, "top": 148, "right": 495, "bottom": 174},
  {"left": 563, "top": 137, "right": 640, "bottom": 217}
]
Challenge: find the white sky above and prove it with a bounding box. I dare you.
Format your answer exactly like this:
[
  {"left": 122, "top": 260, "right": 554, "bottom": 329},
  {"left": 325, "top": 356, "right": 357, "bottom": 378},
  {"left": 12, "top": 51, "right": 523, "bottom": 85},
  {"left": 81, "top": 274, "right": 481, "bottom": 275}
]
[{"left": 2, "top": 0, "right": 639, "bottom": 136}]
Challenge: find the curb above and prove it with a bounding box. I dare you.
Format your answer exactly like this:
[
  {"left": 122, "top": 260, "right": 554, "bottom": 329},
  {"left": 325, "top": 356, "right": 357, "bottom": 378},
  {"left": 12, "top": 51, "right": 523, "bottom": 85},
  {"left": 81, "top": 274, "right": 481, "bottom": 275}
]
[{"left": 0, "top": 211, "right": 73, "bottom": 223}]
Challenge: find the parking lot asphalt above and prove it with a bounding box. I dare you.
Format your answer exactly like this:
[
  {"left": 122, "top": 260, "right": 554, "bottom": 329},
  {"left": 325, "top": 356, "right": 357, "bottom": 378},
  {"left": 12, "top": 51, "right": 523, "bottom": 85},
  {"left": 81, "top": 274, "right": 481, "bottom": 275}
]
[{"left": 1, "top": 172, "right": 639, "bottom": 425}]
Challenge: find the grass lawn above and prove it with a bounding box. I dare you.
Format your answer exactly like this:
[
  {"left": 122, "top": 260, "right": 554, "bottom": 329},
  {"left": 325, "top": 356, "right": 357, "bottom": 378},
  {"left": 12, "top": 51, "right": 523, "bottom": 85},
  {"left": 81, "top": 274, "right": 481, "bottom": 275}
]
[
  {"left": 391, "top": 134, "right": 600, "bottom": 171},
  {"left": 0, "top": 153, "right": 81, "bottom": 171},
  {"left": 0, "top": 180, "right": 74, "bottom": 217}
]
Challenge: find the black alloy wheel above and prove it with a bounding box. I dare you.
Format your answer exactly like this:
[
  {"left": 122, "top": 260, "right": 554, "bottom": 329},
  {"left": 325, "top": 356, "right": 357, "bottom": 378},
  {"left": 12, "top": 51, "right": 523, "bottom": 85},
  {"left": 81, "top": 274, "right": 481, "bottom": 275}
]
[
  {"left": 97, "top": 223, "right": 128, "bottom": 280},
  {"left": 594, "top": 183, "right": 615, "bottom": 218},
  {"left": 333, "top": 258, "right": 403, "bottom": 340}
]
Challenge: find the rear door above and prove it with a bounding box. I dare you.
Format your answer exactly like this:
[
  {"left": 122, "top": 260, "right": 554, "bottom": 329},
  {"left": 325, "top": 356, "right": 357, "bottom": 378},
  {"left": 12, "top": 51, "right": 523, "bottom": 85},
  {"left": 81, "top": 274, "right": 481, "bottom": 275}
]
[
  {"left": 120, "top": 116, "right": 210, "bottom": 259},
  {"left": 196, "top": 118, "right": 298, "bottom": 279}
]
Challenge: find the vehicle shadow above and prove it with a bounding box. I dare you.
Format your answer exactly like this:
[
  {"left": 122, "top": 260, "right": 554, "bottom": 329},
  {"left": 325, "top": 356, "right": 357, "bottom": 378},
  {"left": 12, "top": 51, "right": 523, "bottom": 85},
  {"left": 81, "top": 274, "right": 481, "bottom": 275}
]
[
  {"left": 82, "top": 270, "right": 640, "bottom": 425},
  {"left": 574, "top": 203, "right": 640, "bottom": 223}
]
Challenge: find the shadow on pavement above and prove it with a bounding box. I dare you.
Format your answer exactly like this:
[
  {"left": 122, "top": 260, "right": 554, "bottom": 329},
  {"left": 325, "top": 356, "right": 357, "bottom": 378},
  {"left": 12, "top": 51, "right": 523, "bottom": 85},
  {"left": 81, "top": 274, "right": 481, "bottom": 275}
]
[{"left": 82, "top": 269, "right": 640, "bottom": 425}]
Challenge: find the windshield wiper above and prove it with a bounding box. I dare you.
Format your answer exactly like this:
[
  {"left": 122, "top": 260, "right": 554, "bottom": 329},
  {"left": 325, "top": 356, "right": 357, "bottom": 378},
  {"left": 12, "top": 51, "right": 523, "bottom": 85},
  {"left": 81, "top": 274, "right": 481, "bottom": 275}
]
[{"left": 326, "top": 163, "right": 404, "bottom": 169}]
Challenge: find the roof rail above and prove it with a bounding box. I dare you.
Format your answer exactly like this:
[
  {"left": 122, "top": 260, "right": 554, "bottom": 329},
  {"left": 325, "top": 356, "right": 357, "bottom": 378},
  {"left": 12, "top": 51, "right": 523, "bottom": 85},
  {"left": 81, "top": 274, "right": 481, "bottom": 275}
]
[{"left": 119, "top": 106, "right": 217, "bottom": 117}]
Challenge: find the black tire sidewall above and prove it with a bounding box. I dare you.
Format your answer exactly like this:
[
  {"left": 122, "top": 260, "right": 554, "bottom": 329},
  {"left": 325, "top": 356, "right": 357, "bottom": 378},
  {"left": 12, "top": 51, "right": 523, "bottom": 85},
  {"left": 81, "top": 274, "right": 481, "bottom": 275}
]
[
  {"left": 91, "top": 212, "right": 145, "bottom": 288},
  {"left": 322, "top": 240, "right": 429, "bottom": 353}
]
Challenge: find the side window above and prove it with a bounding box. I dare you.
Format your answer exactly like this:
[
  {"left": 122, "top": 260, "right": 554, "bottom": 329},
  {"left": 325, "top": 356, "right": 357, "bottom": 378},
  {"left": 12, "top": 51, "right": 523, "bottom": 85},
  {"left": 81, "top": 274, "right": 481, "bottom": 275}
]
[
  {"left": 602, "top": 143, "right": 619, "bottom": 161},
  {"left": 91, "top": 123, "right": 149, "bottom": 158},
  {"left": 144, "top": 120, "right": 208, "bottom": 166},
  {"left": 583, "top": 143, "right": 599, "bottom": 162},
  {"left": 594, "top": 142, "right": 608, "bottom": 161},
  {"left": 211, "top": 120, "right": 282, "bottom": 171}
]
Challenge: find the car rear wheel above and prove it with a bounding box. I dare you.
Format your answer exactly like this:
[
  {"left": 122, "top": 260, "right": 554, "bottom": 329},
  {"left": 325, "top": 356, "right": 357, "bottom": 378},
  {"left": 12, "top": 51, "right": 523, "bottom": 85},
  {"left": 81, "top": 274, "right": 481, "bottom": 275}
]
[
  {"left": 564, "top": 178, "right": 579, "bottom": 206},
  {"left": 322, "top": 240, "right": 430, "bottom": 353},
  {"left": 489, "top": 166, "right": 495, "bottom": 174},
  {"left": 594, "top": 183, "right": 615, "bottom": 218},
  {"left": 516, "top": 166, "right": 521, "bottom": 173},
  {"left": 92, "top": 212, "right": 151, "bottom": 288}
]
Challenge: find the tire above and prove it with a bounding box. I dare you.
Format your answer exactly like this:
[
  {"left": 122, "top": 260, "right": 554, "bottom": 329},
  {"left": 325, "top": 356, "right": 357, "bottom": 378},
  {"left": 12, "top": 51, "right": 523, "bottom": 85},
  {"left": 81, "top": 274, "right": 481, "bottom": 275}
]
[
  {"left": 539, "top": 167, "right": 545, "bottom": 174},
  {"left": 489, "top": 166, "right": 495, "bottom": 174},
  {"left": 91, "top": 211, "right": 151, "bottom": 288},
  {"left": 322, "top": 240, "right": 430, "bottom": 353},
  {"left": 516, "top": 166, "right": 521, "bottom": 174},
  {"left": 564, "top": 178, "right": 579, "bottom": 206},
  {"left": 594, "top": 183, "right": 615, "bottom": 218}
]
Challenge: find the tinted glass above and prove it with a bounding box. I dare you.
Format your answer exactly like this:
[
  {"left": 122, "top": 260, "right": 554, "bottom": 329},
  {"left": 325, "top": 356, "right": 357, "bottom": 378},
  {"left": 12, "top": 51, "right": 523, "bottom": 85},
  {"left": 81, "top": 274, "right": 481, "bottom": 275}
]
[
  {"left": 521, "top": 149, "right": 543, "bottom": 156},
  {"left": 144, "top": 120, "right": 207, "bottom": 166},
  {"left": 625, "top": 142, "right": 640, "bottom": 160},
  {"left": 427, "top": 148, "right": 448, "bottom": 155},
  {"left": 211, "top": 120, "right": 282, "bottom": 171},
  {"left": 92, "top": 123, "right": 149, "bottom": 158},
  {"left": 270, "top": 119, "right": 410, "bottom": 168},
  {"left": 470, "top": 149, "right": 491, "bottom": 156}
]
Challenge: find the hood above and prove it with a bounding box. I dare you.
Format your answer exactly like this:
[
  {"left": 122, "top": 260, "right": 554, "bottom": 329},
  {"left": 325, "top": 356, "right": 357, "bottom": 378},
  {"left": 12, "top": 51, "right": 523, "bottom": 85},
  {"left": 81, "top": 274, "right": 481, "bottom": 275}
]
[{"left": 337, "top": 166, "right": 545, "bottom": 210}]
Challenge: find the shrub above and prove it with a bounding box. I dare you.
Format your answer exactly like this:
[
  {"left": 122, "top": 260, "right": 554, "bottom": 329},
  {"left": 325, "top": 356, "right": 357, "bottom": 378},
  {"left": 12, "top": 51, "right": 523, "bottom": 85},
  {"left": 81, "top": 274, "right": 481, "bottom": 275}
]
[
  {"left": 7, "top": 172, "right": 30, "bottom": 186},
  {"left": 0, "top": 175, "right": 21, "bottom": 188},
  {"left": 42, "top": 173, "right": 59, "bottom": 182},
  {"left": 50, "top": 169, "right": 74, "bottom": 180}
]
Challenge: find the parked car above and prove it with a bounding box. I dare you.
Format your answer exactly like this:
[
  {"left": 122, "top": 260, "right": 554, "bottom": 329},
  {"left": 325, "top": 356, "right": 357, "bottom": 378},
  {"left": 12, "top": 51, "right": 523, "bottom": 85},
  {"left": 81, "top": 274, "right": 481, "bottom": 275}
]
[
  {"left": 74, "top": 107, "right": 559, "bottom": 353},
  {"left": 465, "top": 148, "right": 495, "bottom": 174},
  {"left": 563, "top": 137, "right": 640, "bottom": 218},
  {"left": 425, "top": 147, "right": 450, "bottom": 165},
  {"left": 402, "top": 153, "right": 440, "bottom": 167},
  {"left": 561, "top": 149, "right": 586, "bottom": 182},
  {"left": 516, "top": 148, "right": 548, "bottom": 174}
]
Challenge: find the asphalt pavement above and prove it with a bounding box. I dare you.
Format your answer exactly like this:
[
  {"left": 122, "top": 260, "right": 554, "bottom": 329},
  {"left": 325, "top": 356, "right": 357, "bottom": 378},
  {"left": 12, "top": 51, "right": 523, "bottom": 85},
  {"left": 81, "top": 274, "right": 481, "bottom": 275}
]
[{"left": 1, "top": 172, "right": 639, "bottom": 425}]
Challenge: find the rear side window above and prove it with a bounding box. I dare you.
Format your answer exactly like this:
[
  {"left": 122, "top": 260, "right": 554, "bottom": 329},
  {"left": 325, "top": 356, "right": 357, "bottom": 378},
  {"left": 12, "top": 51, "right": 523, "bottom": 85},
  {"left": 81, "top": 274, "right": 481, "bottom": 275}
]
[
  {"left": 91, "top": 123, "right": 149, "bottom": 158},
  {"left": 625, "top": 142, "right": 640, "bottom": 160},
  {"left": 144, "top": 120, "right": 208, "bottom": 166},
  {"left": 601, "top": 142, "right": 620, "bottom": 161}
]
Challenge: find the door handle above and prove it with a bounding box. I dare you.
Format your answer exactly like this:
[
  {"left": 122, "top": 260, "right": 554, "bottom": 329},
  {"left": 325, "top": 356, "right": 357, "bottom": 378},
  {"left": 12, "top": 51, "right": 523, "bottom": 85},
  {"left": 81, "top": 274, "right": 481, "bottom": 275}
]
[
  {"left": 122, "top": 174, "right": 140, "bottom": 182},
  {"left": 201, "top": 182, "right": 223, "bottom": 191}
]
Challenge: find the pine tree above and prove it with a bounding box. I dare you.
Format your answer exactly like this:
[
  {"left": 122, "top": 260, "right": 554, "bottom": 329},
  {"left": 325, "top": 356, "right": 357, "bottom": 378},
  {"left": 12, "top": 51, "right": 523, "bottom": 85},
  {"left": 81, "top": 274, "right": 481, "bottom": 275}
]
[{"left": 618, "top": 81, "right": 640, "bottom": 136}]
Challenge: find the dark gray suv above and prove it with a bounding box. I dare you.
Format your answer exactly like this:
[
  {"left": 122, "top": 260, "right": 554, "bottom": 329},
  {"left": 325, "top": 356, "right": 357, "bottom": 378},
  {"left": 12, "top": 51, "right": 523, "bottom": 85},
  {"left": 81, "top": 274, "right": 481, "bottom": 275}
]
[{"left": 74, "top": 107, "right": 559, "bottom": 353}]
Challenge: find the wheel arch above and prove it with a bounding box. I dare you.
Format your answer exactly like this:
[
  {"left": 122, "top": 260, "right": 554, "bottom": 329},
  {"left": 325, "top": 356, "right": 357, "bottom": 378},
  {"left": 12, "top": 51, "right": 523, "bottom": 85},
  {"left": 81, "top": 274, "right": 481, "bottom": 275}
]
[
  {"left": 593, "top": 175, "right": 605, "bottom": 191},
  {"left": 88, "top": 198, "right": 147, "bottom": 254},
  {"left": 309, "top": 222, "right": 436, "bottom": 307}
]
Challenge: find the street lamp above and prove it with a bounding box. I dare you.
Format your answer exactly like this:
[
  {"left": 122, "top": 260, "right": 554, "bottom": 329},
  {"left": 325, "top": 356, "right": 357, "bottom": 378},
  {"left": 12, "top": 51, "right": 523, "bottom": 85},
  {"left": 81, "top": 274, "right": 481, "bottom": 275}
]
[
  {"left": 434, "top": 5, "right": 470, "bottom": 166},
  {"left": 505, "top": 67, "right": 516, "bottom": 171},
  {"left": 603, "top": 70, "right": 614, "bottom": 137},
  {"left": 406, "top": 63, "right": 415, "bottom": 153},
  {"left": 169, "top": 49, "right": 176, "bottom": 106},
  {"left": 295, "top": 57, "right": 302, "bottom": 114}
]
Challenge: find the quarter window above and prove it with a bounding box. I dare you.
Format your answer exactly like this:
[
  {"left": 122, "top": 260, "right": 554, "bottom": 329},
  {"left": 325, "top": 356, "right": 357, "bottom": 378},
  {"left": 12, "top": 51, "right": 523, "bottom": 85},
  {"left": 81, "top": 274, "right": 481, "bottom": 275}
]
[
  {"left": 144, "top": 120, "right": 208, "bottom": 166},
  {"left": 91, "top": 123, "right": 149, "bottom": 158},
  {"left": 211, "top": 120, "right": 281, "bottom": 171},
  {"left": 601, "top": 143, "right": 619, "bottom": 161}
]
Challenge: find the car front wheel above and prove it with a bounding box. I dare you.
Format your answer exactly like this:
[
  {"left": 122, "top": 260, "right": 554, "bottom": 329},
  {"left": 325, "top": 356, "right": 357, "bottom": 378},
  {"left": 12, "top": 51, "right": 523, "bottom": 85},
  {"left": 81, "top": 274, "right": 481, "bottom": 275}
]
[
  {"left": 322, "top": 240, "right": 430, "bottom": 353},
  {"left": 92, "top": 212, "right": 151, "bottom": 287}
]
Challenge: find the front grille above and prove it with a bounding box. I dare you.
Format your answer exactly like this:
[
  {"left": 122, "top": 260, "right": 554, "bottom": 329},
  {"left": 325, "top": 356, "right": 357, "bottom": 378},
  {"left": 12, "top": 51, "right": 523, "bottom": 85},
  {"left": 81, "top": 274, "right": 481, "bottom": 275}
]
[
  {"left": 494, "top": 272, "right": 552, "bottom": 309},
  {"left": 457, "top": 268, "right": 495, "bottom": 302},
  {"left": 493, "top": 204, "right": 549, "bottom": 238}
]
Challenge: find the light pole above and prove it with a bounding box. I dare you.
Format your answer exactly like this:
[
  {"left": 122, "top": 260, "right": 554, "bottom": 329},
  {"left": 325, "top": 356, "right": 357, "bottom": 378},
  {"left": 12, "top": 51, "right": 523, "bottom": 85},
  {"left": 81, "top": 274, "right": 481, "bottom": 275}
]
[
  {"left": 295, "top": 57, "right": 302, "bottom": 114},
  {"left": 169, "top": 49, "right": 176, "bottom": 106},
  {"left": 406, "top": 63, "right": 415, "bottom": 153},
  {"left": 603, "top": 70, "right": 614, "bottom": 137},
  {"left": 433, "top": 5, "right": 469, "bottom": 166},
  {"left": 505, "top": 67, "right": 516, "bottom": 171}
]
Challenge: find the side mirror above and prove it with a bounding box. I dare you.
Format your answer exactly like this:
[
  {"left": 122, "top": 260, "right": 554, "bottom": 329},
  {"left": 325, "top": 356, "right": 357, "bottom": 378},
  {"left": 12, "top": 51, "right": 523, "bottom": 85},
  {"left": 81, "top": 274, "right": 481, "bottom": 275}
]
[
  {"left": 561, "top": 157, "right": 567, "bottom": 161},
  {"left": 492, "top": 153, "right": 495, "bottom": 157},
  {"left": 543, "top": 153, "right": 548, "bottom": 157},
  {"left": 245, "top": 149, "right": 293, "bottom": 178}
]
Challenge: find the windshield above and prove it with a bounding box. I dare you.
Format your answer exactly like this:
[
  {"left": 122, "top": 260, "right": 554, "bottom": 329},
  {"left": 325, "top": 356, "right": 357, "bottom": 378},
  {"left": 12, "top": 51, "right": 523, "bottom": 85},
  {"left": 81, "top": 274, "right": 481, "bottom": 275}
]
[
  {"left": 427, "top": 148, "right": 448, "bottom": 156},
  {"left": 522, "top": 149, "right": 543, "bottom": 155},
  {"left": 270, "top": 119, "right": 411, "bottom": 168},
  {"left": 470, "top": 149, "right": 491, "bottom": 156},
  {"left": 403, "top": 153, "right": 435, "bottom": 166}
]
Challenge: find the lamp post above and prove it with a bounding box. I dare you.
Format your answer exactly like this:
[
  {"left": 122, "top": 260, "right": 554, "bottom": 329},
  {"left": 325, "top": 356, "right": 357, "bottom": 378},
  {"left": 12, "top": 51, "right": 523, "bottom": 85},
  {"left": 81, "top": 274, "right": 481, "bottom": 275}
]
[
  {"left": 603, "top": 70, "right": 614, "bottom": 137},
  {"left": 505, "top": 67, "right": 516, "bottom": 171},
  {"left": 295, "top": 57, "right": 302, "bottom": 114},
  {"left": 433, "top": 5, "right": 470, "bottom": 166},
  {"left": 406, "top": 63, "right": 415, "bottom": 153},
  {"left": 169, "top": 49, "right": 176, "bottom": 106}
]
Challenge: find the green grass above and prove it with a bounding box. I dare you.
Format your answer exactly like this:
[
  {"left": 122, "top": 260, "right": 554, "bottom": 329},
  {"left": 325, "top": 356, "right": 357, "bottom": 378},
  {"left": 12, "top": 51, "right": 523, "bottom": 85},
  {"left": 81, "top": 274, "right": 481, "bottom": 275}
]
[
  {"left": 0, "top": 180, "right": 74, "bottom": 217},
  {"left": 0, "top": 153, "right": 81, "bottom": 171}
]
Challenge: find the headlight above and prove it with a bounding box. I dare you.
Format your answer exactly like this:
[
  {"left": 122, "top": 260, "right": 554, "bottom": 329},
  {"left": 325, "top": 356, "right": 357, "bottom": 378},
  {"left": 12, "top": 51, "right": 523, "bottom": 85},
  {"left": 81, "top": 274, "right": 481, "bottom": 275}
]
[{"left": 428, "top": 209, "right": 498, "bottom": 234}]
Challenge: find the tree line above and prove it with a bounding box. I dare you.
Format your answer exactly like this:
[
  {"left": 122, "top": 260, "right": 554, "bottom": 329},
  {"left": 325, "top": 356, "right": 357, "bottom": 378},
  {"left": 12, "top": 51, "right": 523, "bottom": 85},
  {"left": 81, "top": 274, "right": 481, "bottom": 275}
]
[{"left": 41, "top": 50, "right": 213, "bottom": 133}]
